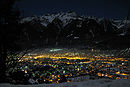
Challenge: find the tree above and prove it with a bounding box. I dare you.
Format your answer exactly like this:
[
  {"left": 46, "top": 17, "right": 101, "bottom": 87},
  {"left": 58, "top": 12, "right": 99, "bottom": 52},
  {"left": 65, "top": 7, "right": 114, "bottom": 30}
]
[{"left": 0, "top": 0, "right": 20, "bottom": 82}]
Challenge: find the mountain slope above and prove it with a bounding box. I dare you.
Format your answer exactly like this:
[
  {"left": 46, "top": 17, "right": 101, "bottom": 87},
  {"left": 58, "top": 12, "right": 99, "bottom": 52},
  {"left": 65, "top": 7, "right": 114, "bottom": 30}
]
[{"left": 19, "top": 12, "right": 130, "bottom": 48}]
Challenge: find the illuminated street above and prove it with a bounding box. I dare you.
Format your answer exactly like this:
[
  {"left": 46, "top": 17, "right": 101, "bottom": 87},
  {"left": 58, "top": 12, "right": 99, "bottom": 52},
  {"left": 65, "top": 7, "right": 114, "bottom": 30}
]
[{"left": 12, "top": 48, "right": 130, "bottom": 84}]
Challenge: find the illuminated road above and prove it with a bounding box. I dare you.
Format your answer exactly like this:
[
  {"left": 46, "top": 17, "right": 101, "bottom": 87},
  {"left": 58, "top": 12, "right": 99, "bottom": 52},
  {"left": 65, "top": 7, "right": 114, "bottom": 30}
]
[{"left": 16, "top": 48, "right": 130, "bottom": 83}]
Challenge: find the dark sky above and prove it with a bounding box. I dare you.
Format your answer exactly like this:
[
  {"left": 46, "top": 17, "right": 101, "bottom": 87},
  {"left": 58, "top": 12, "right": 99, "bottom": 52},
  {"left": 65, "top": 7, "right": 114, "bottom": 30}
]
[{"left": 15, "top": 0, "right": 130, "bottom": 19}]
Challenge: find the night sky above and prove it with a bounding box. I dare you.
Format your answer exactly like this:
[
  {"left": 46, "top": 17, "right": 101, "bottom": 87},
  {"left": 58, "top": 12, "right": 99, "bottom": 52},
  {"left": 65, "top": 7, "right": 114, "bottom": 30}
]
[{"left": 15, "top": 0, "right": 130, "bottom": 19}]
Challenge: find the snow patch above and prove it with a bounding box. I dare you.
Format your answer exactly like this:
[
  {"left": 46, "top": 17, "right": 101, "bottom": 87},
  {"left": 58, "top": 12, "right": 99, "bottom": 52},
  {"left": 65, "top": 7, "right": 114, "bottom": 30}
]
[{"left": 0, "top": 79, "right": 130, "bottom": 87}]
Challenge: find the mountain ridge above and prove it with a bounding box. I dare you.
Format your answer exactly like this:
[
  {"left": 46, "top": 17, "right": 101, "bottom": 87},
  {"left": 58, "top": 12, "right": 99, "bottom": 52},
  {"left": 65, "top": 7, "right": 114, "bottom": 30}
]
[{"left": 19, "top": 12, "right": 130, "bottom": 49}]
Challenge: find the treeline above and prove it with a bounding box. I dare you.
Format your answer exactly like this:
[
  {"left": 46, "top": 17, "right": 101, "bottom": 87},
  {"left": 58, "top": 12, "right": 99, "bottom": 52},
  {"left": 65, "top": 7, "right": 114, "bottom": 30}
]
[{"left": 0, "top": 0, "right": 23, "bottom": 82}]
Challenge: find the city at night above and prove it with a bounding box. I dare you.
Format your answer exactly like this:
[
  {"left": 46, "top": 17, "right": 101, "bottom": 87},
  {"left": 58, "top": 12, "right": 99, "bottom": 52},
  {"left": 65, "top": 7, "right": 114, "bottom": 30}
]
[{"left": 0, "top": 0, "right": 130, "bottom": 87}]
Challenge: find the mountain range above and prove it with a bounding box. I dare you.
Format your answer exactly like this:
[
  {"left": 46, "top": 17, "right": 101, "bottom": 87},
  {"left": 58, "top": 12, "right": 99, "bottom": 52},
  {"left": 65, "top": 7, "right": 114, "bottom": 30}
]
[{"left": 19, "top": 11, "right": 130, "bottom": 49}]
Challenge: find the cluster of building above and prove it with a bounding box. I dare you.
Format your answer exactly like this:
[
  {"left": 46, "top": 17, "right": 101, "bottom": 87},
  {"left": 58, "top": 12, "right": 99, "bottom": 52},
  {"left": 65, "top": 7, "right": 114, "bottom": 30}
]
[{"left": 11, "top": 49, "right": 130, "bottom": 84}]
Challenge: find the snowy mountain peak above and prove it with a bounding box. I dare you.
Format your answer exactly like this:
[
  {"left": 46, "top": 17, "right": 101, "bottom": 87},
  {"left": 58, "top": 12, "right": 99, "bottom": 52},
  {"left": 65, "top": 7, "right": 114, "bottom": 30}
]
[
  {"left": 20, "top": 12, "right": 130, "bottom": 36},
  {"left": 21, "top": 11, "right": 79, "bottom": 27}
]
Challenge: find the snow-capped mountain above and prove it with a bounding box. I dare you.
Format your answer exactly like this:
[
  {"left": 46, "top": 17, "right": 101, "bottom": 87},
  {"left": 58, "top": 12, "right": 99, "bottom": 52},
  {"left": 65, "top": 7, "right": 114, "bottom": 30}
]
[
  {"left": 20, "top": 12, "right": 130, "bottom": 48},
  {"left": 21, "top": 11, "right": 130, "bottom": 30},
  {"left": 21, "top": 11, "right": 82, "bottom": 27}
]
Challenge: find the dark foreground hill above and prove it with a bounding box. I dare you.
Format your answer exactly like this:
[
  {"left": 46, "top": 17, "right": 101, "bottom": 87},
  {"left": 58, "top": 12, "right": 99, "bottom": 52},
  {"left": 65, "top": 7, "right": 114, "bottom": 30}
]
[{"left": 0, "top": 79, "right": 130, "bottom": 87}]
